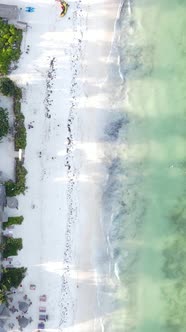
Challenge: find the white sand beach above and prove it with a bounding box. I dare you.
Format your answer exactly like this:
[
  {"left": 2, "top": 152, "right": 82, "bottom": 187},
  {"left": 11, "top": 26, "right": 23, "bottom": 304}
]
[{"left": 1, "top": 0, "right": 120, "bottom": 331}]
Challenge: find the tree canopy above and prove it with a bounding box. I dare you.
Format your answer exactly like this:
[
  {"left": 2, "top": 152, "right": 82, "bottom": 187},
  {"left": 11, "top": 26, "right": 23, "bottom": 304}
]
[
  {"left": 0, "top": 19, "right": 22, "bottom": 74},
  {"left": 0, "top": 77, "right": 16, "bottom": 96},
  {"left": 0, "top": 107, "right": 8, "bottom": 140},
  {"left": 1, "top": 267, "right": 27, "bottom": 291},
  {"left": 3, "top": 237, "right": 23, "bottom": 258}
]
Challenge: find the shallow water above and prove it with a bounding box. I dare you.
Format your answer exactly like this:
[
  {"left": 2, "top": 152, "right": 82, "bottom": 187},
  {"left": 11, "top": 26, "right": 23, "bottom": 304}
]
[{"left": 103, "top": 0, "right": 186, "bottom": 331}]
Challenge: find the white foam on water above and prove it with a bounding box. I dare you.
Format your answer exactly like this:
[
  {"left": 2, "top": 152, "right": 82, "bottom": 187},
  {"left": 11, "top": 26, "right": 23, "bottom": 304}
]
[{"left": 114, "top": 262, "right": 120, "bottom": 281}]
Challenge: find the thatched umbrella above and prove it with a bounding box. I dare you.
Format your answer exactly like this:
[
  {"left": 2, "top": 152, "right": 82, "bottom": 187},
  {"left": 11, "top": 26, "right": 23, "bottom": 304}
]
[
  {"left": 0, "top": 320, "right": 5, "bottom": 327},
  {"left": 18, "top": 316, "right": 29, "bottom": 328},
  {"left": 0, "top": 327, "right": 7, "bottom": 332},
  {"left": 7, "top": 197, "right": 18, "bottom": 209},
  {"left": 18, "top": 301, "right": 29, "bottom": 313}
]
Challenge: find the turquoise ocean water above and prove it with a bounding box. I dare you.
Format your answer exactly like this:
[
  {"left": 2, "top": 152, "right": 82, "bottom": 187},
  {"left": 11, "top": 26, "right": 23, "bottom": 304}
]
[{"left": 103, "top": 0, "right": 186, "bottom": 331}]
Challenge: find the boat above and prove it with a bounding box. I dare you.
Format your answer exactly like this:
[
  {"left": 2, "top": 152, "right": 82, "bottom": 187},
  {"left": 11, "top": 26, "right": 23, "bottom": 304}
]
[{"left": 60, "top": 1, "right": 69, "bottom": 17}]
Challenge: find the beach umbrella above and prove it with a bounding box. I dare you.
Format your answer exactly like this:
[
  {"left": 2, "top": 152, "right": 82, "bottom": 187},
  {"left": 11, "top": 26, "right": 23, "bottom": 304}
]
[
  {"left": 18, "top": 316, "right": 29, "bottom": 328},
  {"left": 0, "top": 304, "right": 10, "bottom": 318},
  {"left": 18, "top": 301, "right": 29, "bottom": 313}
]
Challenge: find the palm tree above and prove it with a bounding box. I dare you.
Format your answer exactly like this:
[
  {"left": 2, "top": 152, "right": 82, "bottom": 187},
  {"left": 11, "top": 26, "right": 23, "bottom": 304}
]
[{"left": 0, "top": 285, "right": 8, "bottom": 304}]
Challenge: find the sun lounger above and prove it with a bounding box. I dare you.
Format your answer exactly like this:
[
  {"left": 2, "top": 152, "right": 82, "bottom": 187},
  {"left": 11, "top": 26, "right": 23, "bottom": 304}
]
[
  {"left": 30, "top": 284, "right": 36, "bottom": 290},
  {"left": 39, "top": 295, "right": 47, "bottom": 302},
  {"left": 39, "top": 306, "right": 46, "bottom": 312},
  {"left": 38, "top": 322, "right": 45, "bottom": 329},
  {"left": 25, "top": 7, "right": 35, "bottom": 12},
  {"left": 4, "top": 257, "right": 13, "bottom": 261},
  {"left": 39, "top": 314, "right": 48, "bottom": 321}
]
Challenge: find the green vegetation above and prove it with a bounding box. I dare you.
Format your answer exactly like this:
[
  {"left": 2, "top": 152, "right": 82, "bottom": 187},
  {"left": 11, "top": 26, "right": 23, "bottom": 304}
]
[
  {"left": 14, "top": 99, "right": 26, "bottom": 150},
  {"left": 0, "top": 236, "right": 26, "bottom": 302},
  {"left": 0, "top": 77, "right": 16, "bottom": 96},
  {"left": 5, "top": 159, "right": 27, "bottom": 196},
  {"left": 0, "top": 285, "right": 8, "bottom": 303},
  {"left": 3, "top": 216, "right": 24, "bottom": 230},
  {"left": 0, "top": 242, "right": 5, "bottom": 252},
  {"left": 0, "top": 107, "right": 9, "bottom": 140},
  {"left": 0, "top": 234, "right": 26, "bottom": 299},
  {"left": 0, "top": 77, "right": 26, "bottom": 149},
  {"left": 1, "top": 267, "right": 27, "bottom": 291},
  {"left": 14, "top": 85, "right": 22, "bottom": 99},
  {"left": 3, "top": 237, "right": 23, "bottom": 258},
  {"left": 0, "top": 22, "right": 26, "bottom": 305},
  {"left": 0, "top": 19, "right": 22, "bottom": 75}
]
